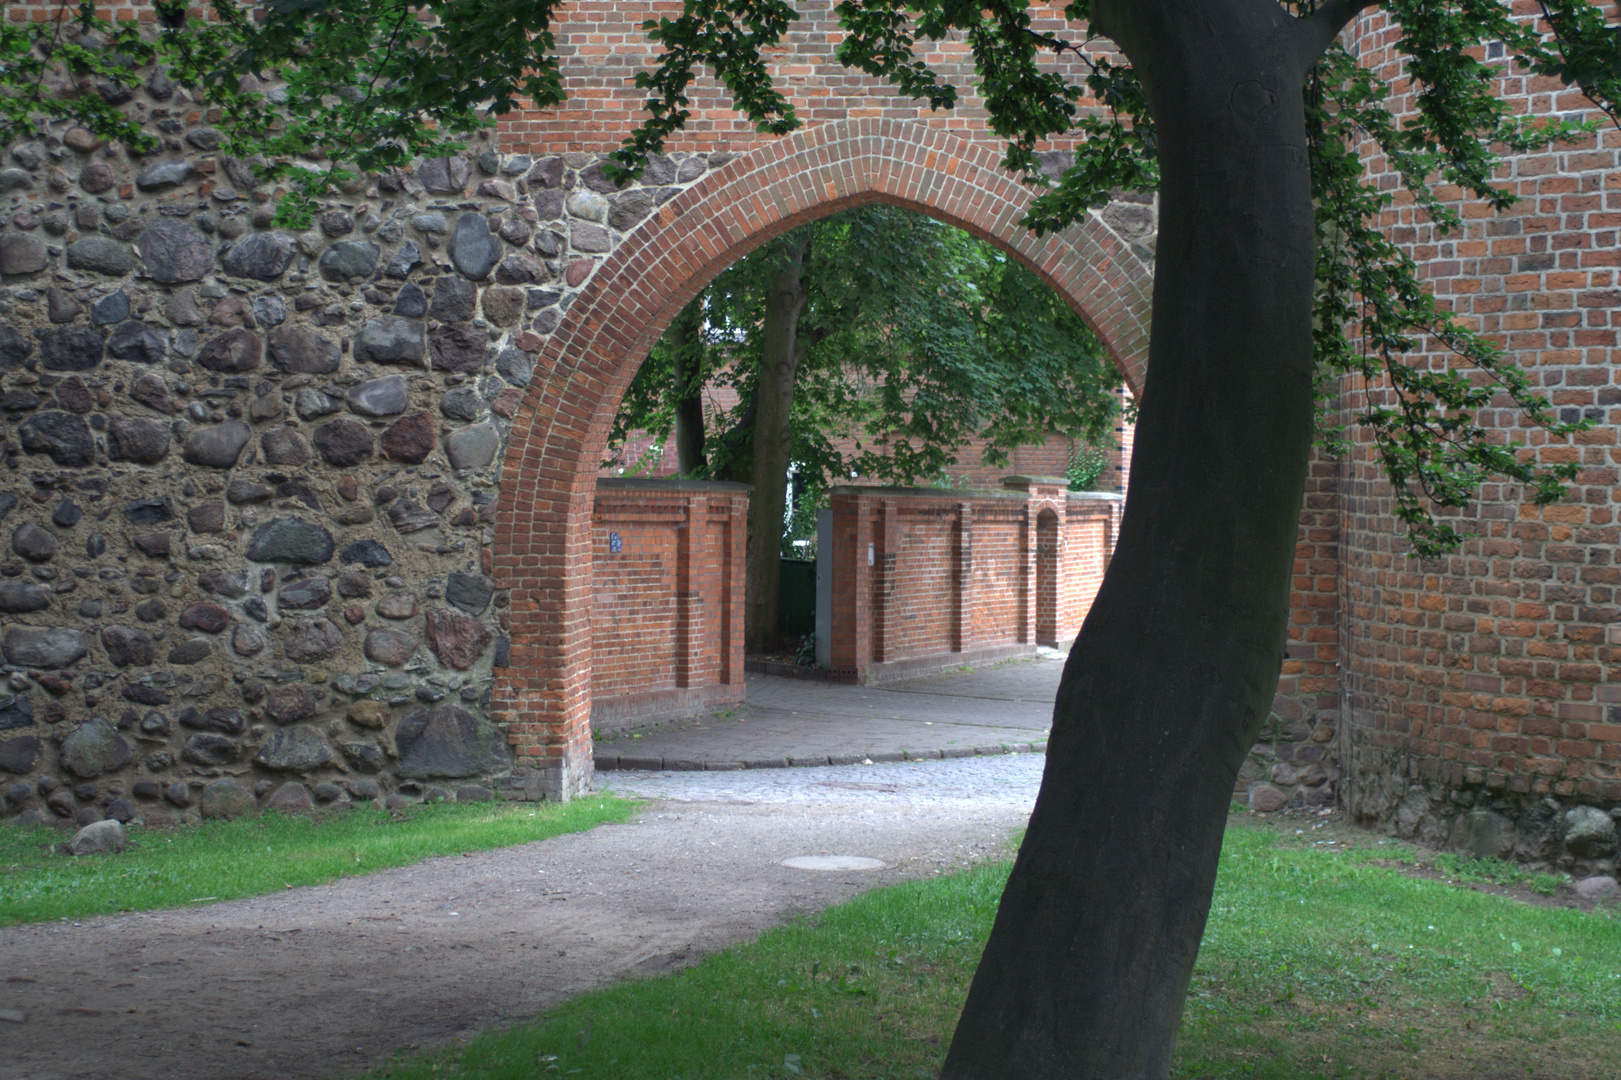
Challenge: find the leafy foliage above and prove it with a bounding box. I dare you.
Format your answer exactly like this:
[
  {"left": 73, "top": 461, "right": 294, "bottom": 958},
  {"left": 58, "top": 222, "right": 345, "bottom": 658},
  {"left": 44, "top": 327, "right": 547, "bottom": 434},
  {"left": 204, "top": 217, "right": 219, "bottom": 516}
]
[
  {"left": 827, "top": 0, "right": 1619, "bottom": 555},
  {"left": 4, "top": 0, "right": 1619, "bottom": 553},
  {"left": 1066, "top": 441, "right": 1114, "bottom": 492},
  {"left": 606, "top": 204, "right": 1123, "bottom": 516}
]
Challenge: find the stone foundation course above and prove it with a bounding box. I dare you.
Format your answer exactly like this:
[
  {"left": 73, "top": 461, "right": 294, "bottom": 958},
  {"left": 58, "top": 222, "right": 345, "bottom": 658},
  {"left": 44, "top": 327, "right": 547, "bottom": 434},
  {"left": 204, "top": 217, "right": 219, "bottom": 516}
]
[{"left": 0, "top": 44, "right": 713, "bottom": 825}]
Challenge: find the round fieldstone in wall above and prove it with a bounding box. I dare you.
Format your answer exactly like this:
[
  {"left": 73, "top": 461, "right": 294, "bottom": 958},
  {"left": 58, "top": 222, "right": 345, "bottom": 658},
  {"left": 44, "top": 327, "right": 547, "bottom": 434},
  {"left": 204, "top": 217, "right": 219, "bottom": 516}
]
[
  {"left": 319, "top": 240, "right": 380, "bottom": 281},
  {"left": 222, "top": 231, "right": 297, "bottom": 280},
  {"left": 107, "top": 321, "right": 167, "bottom": 365},
  {"left": 102, "top": 625, "right": 154, "bottom": 667},
  {"left": 2, "top": 627, "right": 88, "bottom": 669},
  {"left": 18, "top": 411, "right": 94, "bottom": 467},
  {"left": 439, "top": 386, "right": 484, "bottom": 421},
  {"left": 184, "top": 733, "right": 239, "bottom": 767},
  {"left": 481, "top": 287, "right": 524, "bottom": 327},
  {"left": 134, "top": 158, "right": 192, "bottom": 191},
  {"left": 0, "top": 735, "right": 40, "bottom": 774},
  {"left": 281, "top": 618, "right": 343, "bottom": 662},
  {"left": 182, "top": 419, "right": 252, "bottom": 468},
  {"left": 266, "top": 683, "right": 318, "bottom": 724},
  {"left": 429, "top": 324, "right": 487, "bottom": 373},
  {"left": 38, "top": 326, "right": 104, "bottom": 371},
  {"left": 395, "top": 704, "right": 512, "bottom": 779},
  {"left": 267, "top": 782, "right": 313, "bottom": 811},
  {"left": 445, "top": 572, "right": 494, "bottom": 615},
  {"left": 339, "top": 539, "right": 393, "bottom": 568},
  {"left": 429, "top": 277, "right": 476, "bottom": 322},
  {"left": 196, "top": 329, "right": 262, "bottom": 374},
  {"left": 66, "top": 236, "right": 133, "bottom": 276},
  {"left": 12, "top": 522, "right": 56, "bottom": 562},
  {"left": 0, "top": 326, "right": 33, "bottom": 367},
  {"left": 424, "top": 608, "right": 493, "bottom": 670},
  {"left": 59, "top": 718, "right": 133, "bottom": 778},
  {"left": 1565, "top": 806, "right": 1617, "bottom": 857},
  {"left": 246, "top": 517, "right": 336, "bottom": 564},
  {"left": 443, "top": 423, "right": 499, "bottom": 470},
  {"left": 448, "top": 213, "right": 500, "bottom": 280},
  {"left": 277, "top": 576, "right": 332, "bottom": 610},
  {"left": 354, "top": 316, "right": 426, "bottom": 366},
  {"left": 78, "top": 160, "right": 115, "bottom": 194},
  {"left": 347, "top": 374, "right": 409, "bottom": 417},
  {"left": 169, "top": 639, "right": 212, "bottom": 664},
  {"left": 0, "top": 695, "right": 33, "bottom": 730},
  {"left": 364, "top": 628, "right": 417, "bottom": 666},
  {"left": 0, "top": 580, "right": 52, "bottom": 613},
  {"left": 179, "top": 601, "right": 230, "bottom": 633},
  {"left": 136, "top": 218, "right": 213, "bottom": 283},
  {"left": 379, "top": 410, "right": 436, "bottom": 464},
  {"left": 178, "top": 706, "right": 245, "bottom": 733},
  {"left": 255, "top": 727, "right": 333, "bottom": 771},
  {"left": 267, "top": 324, "right": 340, "bottom": 374},
  {"left": 419, "top": 155, "right": 472, "bottom": 194},
  {"left": 260, "top": 427, "right": 313, "bottom": 466},
  {"left": 376, "top": 594, "right": 417, "bottom": 619},
  {"left": 314, "top": 417, "right": 374, "bottom": 466},
  {"left": 199, "top": 778, "right": 254, "bottom": 820},
  {"left": 1, "top": 234, "right": 48, "bottom": 275}
]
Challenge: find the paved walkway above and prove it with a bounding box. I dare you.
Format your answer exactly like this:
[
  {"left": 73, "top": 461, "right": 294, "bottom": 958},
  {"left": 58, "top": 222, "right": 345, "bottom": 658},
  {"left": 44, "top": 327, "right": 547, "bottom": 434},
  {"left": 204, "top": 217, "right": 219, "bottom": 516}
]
[{"left": 593, "top": 650, "right": 1066, "bottom": 771}]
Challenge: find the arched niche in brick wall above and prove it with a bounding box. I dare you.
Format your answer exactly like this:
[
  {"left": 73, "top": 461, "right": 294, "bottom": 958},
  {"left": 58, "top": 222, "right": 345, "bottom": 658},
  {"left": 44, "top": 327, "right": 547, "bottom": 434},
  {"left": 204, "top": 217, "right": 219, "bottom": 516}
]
[{"left": 491, "top": 118, "right": 1154, "bottom": 795}]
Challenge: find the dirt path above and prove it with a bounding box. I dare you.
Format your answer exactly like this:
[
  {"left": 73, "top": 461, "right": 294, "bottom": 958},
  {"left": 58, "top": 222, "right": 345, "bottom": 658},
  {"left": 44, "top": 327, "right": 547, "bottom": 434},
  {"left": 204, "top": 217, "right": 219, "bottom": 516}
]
[{"left": 0, "top": 757, "right": 1041, "bottom": 1080}]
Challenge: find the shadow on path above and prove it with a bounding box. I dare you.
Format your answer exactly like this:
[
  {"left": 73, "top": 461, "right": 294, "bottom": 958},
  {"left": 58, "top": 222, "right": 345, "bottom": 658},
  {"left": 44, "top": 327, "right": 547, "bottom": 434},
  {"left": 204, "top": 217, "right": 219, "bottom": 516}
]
[{"left": 594, "top": 651, "right": 1066, "bottom": 771}]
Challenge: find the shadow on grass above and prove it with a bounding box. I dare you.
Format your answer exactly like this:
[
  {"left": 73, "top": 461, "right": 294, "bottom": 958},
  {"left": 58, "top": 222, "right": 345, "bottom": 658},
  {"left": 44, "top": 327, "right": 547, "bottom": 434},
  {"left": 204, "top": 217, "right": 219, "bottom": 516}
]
[{"left": 363, "top": 813, "right": 1620, "bottom": 1080}]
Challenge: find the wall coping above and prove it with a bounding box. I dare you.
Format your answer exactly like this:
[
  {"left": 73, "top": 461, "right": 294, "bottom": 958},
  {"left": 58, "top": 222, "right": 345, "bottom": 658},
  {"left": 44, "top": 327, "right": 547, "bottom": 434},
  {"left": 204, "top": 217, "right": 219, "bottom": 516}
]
[
  {"left": 826, "top": 484, "right": 1124, "bottom": 504},
  {"left": 827, "top": 484, "right": 1031, "bottom": 502},
  {"left": 595, "top": 478, "right": 755, "bottom": 494},
  {"left": 1000, "top": 475, "right": 1070, "bottom": 487}
]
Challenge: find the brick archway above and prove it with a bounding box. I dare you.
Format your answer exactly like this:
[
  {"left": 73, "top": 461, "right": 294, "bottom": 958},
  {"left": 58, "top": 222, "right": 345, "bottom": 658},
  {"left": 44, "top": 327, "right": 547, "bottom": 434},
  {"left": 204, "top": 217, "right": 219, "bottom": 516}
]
[{"left": 491, "top": 118, "right": 1154, "bottom": 797}]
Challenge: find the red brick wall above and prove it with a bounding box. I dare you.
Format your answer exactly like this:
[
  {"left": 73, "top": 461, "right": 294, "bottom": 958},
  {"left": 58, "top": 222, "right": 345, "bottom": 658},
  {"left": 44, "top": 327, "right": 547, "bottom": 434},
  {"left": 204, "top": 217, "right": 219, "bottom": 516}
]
[
  {"left": 1333, "top": 8, "right": 1621, "bottom": 870},
  {"left": 1060, "top": 494, "right": 1121, "bottom": 645},
  {"left": 589, "top": 480, "right": 748, "bottom": 732},
  {"left": 825, "top": 480, "right": 1120, "bottom": 682},
  {"left": 494, "top": 119, "right": 1155, "bottom": 789}
]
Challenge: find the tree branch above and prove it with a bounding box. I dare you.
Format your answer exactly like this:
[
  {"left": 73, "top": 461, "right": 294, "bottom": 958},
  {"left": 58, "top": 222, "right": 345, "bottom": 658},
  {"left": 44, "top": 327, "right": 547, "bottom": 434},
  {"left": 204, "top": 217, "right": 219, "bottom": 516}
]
[{"left": 1296, "top": 0, "right": 1379, "bottom": 64}]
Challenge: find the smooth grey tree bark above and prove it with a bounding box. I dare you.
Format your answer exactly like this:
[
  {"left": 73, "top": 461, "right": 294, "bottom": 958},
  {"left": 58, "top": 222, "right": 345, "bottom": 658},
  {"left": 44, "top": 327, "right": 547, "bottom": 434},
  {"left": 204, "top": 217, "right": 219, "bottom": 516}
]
[{"left": 942, "top": 1, "right": 1369, "bottom": 1076}]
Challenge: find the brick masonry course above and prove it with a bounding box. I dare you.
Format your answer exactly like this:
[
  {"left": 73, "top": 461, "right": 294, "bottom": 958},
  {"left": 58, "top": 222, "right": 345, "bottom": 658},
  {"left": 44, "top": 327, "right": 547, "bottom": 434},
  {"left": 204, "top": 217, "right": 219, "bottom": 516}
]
[{"left": 2, "top": 8, "right": 1618, "bottom": 880}]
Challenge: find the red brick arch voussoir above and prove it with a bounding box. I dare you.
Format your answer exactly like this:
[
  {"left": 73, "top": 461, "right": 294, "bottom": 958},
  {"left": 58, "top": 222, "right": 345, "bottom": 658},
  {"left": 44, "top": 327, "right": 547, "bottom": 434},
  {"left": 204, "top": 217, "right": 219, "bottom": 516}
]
[{"left": 490, "top": 117, "right": 1154, "bottom": 795}]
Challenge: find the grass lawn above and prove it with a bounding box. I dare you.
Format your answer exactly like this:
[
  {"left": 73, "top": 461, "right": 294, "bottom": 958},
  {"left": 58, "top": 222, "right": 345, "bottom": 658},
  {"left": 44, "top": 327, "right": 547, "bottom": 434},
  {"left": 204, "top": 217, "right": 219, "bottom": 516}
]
[
  {"left": 0, "top": 796, "right": 634, "bottom": 926},
  {"left": 363, "top": 811, "right": 1621, "bottom": 1080}
]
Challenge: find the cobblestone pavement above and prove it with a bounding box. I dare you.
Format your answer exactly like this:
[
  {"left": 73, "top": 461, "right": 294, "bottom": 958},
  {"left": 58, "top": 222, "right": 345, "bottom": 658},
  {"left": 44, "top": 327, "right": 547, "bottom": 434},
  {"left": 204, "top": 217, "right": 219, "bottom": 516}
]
[
  {"left": 600, "top": 749, "right": 1048, "bottom": 808},
  {"left": 594, "top": 650, "right": 1066, "bottom": 771}
]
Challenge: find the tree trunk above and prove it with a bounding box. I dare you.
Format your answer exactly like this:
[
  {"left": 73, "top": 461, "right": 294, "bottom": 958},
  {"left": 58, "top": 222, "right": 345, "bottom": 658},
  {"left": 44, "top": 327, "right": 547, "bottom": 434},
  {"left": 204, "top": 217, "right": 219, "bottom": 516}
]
[
  {"left": 668, "top": 301, "right": 709, "bottom": 474},
  {"left": 942, "top": 2, "right": 1334, "bottom": 1076},
  {"left": 744, "top": 237, "right": 811, "bottom": 654}
]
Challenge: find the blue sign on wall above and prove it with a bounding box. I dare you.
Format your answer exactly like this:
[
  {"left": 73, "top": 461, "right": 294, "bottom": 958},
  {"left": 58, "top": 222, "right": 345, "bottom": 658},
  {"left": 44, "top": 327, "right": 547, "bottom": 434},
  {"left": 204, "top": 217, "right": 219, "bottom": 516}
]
[{"left": 608, "top": 531, "right": 622, "bottom": 554}]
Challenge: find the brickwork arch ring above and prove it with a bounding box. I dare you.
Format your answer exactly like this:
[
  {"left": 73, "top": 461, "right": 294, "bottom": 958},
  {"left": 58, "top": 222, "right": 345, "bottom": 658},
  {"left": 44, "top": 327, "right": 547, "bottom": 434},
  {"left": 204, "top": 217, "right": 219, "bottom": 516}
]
[{"left": 491, "top": 117, "right": 1154, "bottom": 796}]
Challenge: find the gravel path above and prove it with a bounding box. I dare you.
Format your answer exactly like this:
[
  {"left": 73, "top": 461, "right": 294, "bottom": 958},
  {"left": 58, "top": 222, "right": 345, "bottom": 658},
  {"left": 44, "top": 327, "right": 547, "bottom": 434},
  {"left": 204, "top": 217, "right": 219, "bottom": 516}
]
[{"left": 0, "top": 756, "right": 1042, "bottom": 1080}]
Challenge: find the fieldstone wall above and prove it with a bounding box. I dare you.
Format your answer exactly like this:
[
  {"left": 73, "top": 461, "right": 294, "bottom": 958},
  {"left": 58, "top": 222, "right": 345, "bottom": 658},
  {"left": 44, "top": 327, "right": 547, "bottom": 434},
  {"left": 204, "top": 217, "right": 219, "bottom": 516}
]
[{"left": 0, "top": 45, "right": 722, "bottom": 825}]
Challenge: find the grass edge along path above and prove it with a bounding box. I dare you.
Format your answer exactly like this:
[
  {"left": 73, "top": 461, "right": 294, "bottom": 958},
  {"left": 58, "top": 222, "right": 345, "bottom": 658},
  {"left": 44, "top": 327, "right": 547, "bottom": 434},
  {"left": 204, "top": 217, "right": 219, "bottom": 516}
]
[
  {"left": 363, "top": 815, "right": 1621, "bottom": 1080},
  {"left": 0, "top": 795, "right": 635, "bottom": 926}
]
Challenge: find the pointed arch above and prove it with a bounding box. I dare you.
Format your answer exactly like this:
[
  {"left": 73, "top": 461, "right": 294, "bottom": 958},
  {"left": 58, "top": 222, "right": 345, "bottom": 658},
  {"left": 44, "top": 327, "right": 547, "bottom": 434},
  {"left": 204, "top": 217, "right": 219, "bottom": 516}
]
[{"left": 490, "top": 119, "right": 1154, "bottom": 795}]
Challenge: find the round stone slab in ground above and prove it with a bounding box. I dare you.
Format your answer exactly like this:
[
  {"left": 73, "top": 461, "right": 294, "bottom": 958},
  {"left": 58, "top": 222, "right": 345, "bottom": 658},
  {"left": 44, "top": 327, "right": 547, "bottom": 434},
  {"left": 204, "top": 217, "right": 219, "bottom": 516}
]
[{"left": 780, "top": 855, "right": 887, "bottom": 871}]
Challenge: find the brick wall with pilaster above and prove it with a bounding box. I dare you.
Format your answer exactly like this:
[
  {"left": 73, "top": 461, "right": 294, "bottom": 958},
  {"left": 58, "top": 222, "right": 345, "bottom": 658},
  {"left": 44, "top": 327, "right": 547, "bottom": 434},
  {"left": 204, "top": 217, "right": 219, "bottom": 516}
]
[
  {"left": 825, "top": 482, "right": 1120, "bottom": 683},
  {"left": 587, "top": 479, "right": 748, "bottom": 733}
]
